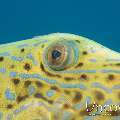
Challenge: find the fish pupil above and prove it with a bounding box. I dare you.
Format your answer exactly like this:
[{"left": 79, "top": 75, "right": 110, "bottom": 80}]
[{"left": 52, "top": 50, "right": 61, "bottom": 59}]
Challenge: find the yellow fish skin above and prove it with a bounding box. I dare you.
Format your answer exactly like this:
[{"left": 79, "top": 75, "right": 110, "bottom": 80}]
[{"left": 0, "top": 33, "right": 120, "bottom": 120}]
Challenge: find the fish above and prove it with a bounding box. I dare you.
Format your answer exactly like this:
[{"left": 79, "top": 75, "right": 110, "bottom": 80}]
[{"left": 0, "top": 33, "right": 120, "bottom": 120}]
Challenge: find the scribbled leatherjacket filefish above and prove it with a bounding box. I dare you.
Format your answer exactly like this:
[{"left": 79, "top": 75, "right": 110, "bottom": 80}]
[{"left": 0, "top": 33, "right": 120, "bottom": 120}]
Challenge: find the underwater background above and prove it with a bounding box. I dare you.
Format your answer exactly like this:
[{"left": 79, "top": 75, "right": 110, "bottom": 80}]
[{"left": 0, "top": 0, "right": 120, "bottom": 52}]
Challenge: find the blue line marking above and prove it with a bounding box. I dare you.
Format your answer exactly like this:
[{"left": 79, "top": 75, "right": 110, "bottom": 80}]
[
  {"left": 19, "top": 73, "right": 32, "bottom": 79},
  {"left": 89, "top": 47, "right": 97, "bottom": 53},
  {"left": 19, "top": 73, "right": 58, "bottom": 84},
  {"left": 60, "top": 83, "right": 86, "bottom": 90},
  {"left": 11, "top": 56, "right": 23, "bottom": 62},
  {"left": 17, "top": 73, "right": 86, "bottom": 90},
  {"left": 91, "top": 82, "right": 112, "bottom": 93},
  {"left": 112, "top": 84, "right": 120, "bottom": 89},
  {"left": 106, "top": 58, "right": 120, "bottom": 61},
  {"left": 89, "top": 59, "right": 97, "bottom": 62},
  {"left": 0, "top": 52, "right": 10, "bottom": 56},
  {"left": 59, "top": 70, "right": 96, "bottom": 74},
  {"left": 0, "top": 112, "right": 3, "bottom": 120},
  {"left": 100, "top": 69, "right": 120, "bottom": 73},
  {"left": 32, "top": 40, "right": 48, "bottom": 46},
  {"left": 0, "top": 68, "right": 6, "bottom": 73},
  {"left": 17, "top": 44, "right": 28, "bottom": 48}
]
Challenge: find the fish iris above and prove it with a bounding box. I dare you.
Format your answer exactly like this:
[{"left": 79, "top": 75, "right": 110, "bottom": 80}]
[{"left": 43, "top": 40, "right": 79, "bottom": 71}]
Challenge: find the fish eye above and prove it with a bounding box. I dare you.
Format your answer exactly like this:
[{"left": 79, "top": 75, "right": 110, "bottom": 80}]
[
  {"left": 43, "top": 40, "right": 79, "bottom": 71},
  {"left": 52, "top": 50, "right": 61, "bottom": 60}
]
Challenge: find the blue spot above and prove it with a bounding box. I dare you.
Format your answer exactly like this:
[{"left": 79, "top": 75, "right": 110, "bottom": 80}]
[
  {"left": 46, "top": 90, "right": 55, "bottom": 97},
  {"left": 10, "top": 72, "right": 17, "bottom": 77},
  {"left": 89, "top": 59, "right": 97, "bottom": 62},
  {"left": 52, "top": 50, "right": 61, "bottom": 59},
  {"left": 28, "top": 85, "right": 35, "bottom": 95},
  {"left": 5, "top": 89, "right": 16, "bottom": 100}
]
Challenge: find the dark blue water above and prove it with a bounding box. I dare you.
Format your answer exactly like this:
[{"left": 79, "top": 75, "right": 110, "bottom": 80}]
[{"left": 0, "top": 0, "right": 120, "bottom": 52}]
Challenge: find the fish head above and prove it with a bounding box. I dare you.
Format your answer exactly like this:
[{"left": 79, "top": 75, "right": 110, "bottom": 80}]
[
  {"left": 32, "top": 33, "right": 120, "bottom": 118},
  {"left": 1, "top": 33, "right": 120, "bottom": 119}
]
